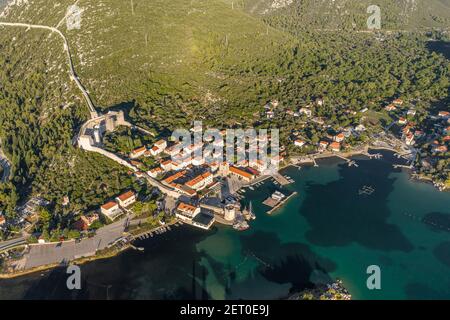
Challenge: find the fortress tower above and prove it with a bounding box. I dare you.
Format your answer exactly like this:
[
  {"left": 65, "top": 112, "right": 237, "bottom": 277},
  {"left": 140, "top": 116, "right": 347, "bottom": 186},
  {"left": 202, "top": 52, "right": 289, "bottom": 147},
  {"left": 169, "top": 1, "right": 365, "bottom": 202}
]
[{"left": 224, "top": 204, "right": 236, "bottom": 222}]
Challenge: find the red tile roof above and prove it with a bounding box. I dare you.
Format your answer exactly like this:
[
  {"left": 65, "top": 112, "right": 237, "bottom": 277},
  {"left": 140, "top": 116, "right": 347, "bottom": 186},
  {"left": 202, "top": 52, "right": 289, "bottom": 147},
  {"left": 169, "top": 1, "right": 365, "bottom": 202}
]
[
  {"left": 230, "top": 166, "right": 254, "bottom": 179},
  {"left": 117, "top": 191, "right": 135, "bottom": 202},
  {"left": 131, "top": 146, "right": 146, "bottom": 154},
  {"left": 186, "top": 172, "right": 212, "bottom": 187},
  {"left": 330, "top": 142, "right": 341, "bottom": 150},
  {"left": 164, "top": 171, "right": 186, "bottom": 184},
  {"left": 101, "top": 201, "right": 118, "bottom": 210}
]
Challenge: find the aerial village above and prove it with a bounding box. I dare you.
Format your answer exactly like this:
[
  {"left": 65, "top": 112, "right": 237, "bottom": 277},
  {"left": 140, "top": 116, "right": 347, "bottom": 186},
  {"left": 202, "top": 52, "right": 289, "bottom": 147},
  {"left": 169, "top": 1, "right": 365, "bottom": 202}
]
[
  {"left": 264, "top": 97, "right": 449, "bottom": 189},
  {"left": 74, "top": 110, "right": 289, "bottom": 235}
]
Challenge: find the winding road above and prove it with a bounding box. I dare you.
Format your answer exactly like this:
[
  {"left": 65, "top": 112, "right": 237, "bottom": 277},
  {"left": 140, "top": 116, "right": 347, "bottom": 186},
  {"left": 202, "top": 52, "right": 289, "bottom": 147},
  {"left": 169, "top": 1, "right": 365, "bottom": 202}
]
[{"left": 0, "top": 21, "right": 98, "bottom": 118}]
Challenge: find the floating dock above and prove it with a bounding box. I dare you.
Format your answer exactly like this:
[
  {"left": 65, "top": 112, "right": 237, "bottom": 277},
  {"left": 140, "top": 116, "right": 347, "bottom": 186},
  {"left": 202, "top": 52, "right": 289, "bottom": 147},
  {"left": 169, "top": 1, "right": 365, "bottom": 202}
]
[
  {"left": 266, "top": 192, "right": 297, "bottom": 215},
  {"left": 358, "top": 185, "right": 375, "bottom": 195}
]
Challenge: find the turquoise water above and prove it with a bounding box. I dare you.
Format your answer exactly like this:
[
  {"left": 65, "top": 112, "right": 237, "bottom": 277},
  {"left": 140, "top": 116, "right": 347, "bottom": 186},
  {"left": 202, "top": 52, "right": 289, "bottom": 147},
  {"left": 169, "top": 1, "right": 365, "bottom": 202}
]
[
  {"left": 196, "top": 154, "right": 450, "bottom": 299},
  {"left": 0, "top": 151, "right": 449, "bottom": 299}
]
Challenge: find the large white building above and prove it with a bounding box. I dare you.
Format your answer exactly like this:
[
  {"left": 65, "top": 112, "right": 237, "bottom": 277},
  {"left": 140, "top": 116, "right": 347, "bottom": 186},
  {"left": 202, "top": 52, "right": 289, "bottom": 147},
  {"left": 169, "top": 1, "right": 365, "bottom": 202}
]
[
  {"left": 154, "top": 139, "right": 168, "bottom": 151},
  {"left": 176, "top": 202, "right": 201, "bottom": 221},
  {"left": 176, "top": 202, "right": 215, "bottom": 230}
]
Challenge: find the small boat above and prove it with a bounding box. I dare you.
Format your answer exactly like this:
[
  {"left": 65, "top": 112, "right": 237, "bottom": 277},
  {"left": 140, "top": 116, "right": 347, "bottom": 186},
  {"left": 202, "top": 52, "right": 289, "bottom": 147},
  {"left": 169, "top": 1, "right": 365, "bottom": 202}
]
[{"left": 249, "top": 186, "right": 255, "bottom": 190}]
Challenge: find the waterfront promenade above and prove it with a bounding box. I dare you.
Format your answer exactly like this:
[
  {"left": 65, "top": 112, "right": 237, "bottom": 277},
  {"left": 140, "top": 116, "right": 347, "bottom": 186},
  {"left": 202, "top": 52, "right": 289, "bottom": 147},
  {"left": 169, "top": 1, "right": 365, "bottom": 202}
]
[{"left": 3, "top": 217, "right": 129, "bottom": 275}]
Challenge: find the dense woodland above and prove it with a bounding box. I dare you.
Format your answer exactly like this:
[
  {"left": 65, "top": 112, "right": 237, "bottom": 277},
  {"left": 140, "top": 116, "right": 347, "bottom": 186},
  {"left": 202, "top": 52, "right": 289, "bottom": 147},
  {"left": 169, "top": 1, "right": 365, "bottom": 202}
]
[{"left": 0, "top": 31, "right": 133, "bottom": 231}]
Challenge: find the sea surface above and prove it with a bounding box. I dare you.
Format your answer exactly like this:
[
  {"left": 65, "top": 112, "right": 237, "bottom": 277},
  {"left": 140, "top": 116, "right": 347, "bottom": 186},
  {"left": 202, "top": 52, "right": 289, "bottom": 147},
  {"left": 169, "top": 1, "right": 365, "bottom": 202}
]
[{"left": 0, "top": 150, "right": 449, "bottom": 300}]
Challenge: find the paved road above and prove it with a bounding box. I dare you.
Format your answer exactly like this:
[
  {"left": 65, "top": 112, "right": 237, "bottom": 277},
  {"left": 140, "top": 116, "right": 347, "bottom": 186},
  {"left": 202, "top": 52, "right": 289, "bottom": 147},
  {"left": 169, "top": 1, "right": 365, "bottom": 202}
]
[
  {"left": 0, "top": 21, "right": 98, "bottom": 118},
  {"left": 21, "top": 217, "right": 128, "bottom": 270}
]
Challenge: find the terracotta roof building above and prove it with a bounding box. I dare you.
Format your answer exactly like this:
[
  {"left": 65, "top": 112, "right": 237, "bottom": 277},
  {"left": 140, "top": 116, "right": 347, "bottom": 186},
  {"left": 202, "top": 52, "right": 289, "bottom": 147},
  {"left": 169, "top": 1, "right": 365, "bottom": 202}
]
[{"left": 116, "top": 191, "right": 136, "bottom": 207}]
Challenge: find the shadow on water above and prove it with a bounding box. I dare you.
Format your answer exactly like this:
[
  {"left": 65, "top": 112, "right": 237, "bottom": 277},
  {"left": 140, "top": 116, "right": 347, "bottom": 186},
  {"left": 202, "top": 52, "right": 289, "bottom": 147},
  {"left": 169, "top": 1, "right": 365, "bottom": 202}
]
[
  {"left": 433, "top": 241, "right": 450, "bottom": 269},
  {"left": 20, "top": 266, "right": 92, "bottom": 300},
  {"left": 187, "top": 230, "right": 337, "bottom": 299},
  {"left": 0, "top": 226, "right": 216, "bottom": 300},
  {"left": 427, "top": 41, "right": 450, "bottom": 60},
  {"left": 160, "top": 259, "right": 211, "bottom": 300},
  {"left": 299, "top": 156, "right": 414, "bottom": 252}
]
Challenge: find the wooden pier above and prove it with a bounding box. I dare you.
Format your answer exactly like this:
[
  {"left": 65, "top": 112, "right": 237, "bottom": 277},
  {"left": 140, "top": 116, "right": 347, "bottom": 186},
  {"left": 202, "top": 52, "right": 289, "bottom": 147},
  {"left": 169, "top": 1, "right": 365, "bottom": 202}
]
[
  {"left": 358, "top": 185, "right": 375, "bottom": 196},
  {"left": 131, "top": 221, "right": 181, "bottom": 241},
  {"left": 393, "top": 164, "right": 413, "bottom": 169},
  {"left": 335, "top": 155, "right": 359, "bottom": 167},
  {"left": 312, "top": 158, "right": 319, "bottom": 167},
  {"left": 363, "top": 152, "right": 383, "bottom": 160}
]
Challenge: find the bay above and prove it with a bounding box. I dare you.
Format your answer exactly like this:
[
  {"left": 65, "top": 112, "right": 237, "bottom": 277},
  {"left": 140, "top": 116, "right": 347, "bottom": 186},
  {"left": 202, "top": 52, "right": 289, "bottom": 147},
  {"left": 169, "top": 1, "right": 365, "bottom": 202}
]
[{"left": 0, "top": 151, "right": 449, "bottom": 300}]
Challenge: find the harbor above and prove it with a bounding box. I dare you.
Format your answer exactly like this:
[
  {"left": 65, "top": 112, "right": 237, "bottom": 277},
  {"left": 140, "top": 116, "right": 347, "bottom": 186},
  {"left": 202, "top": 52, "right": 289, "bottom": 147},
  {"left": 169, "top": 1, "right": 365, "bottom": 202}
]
[{"left": 1, "top": 150, "right": 450, "bottom": 299}]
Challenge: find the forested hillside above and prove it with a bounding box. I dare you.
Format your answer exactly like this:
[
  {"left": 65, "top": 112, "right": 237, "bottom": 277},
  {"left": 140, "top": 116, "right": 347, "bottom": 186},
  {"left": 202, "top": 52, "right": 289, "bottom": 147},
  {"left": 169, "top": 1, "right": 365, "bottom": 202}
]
[
  {"left": 239, "top": 0, "right": 450, "bottom": 31},
  {"left": 0, "top": 13, "right": 132, "bottom": 223}
]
